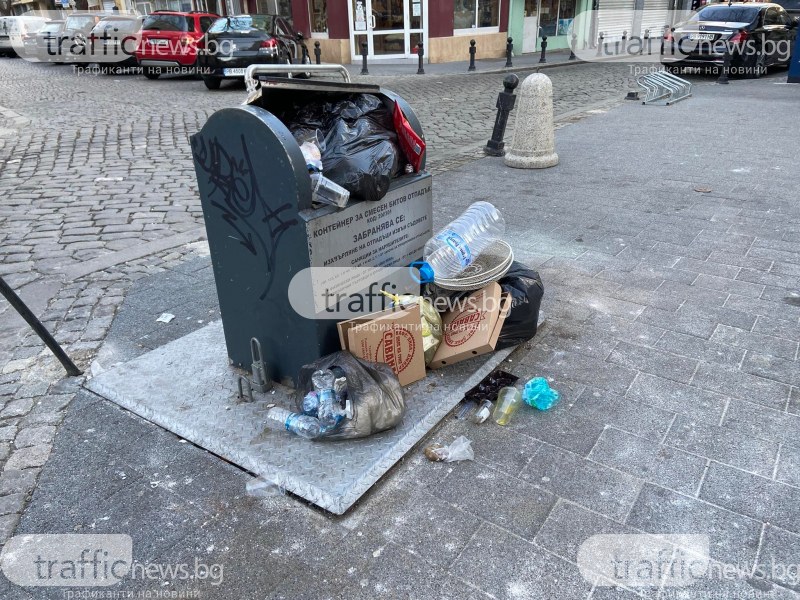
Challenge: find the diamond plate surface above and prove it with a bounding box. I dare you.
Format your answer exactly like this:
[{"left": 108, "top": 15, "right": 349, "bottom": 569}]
[{"left": 86, "top": 321, "right": 514, "bottom": 514}]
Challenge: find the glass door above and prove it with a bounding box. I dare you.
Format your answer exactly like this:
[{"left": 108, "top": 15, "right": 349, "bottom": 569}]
[{"left": 350, "top": 0, "right": 425, "bottom": 59}]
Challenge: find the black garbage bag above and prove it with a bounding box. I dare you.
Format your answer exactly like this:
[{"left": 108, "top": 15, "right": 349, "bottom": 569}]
[
  {"left": 424, "top": 261, "right": 543, "bottom": 350},
  {"left": 495, "top": 262, "right": 544, "bottom": 350},
  {"left": 282, "top": 93, "right": 402, "bottom": 202},
  {"left": 295, "top": 351, "right": 405, "bottom": 440},
  {"left": 322, "top": 117, "right": 401, "bottom": 203}
]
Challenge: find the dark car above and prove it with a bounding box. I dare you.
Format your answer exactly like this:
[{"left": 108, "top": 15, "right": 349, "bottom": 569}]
[
  {"left": 89, "top": 15, "right": 144, "bottom": 72},
  {"left": 135, "top": 10, "right": 219, "bottom": 79},
  {"left": 59, "top": 12, "right": 105, "bottom": 63},
  {"left": 197, "top": 14, "right": 310, "bottom": 90},
  {"left": 662, "top": 2, "right": 798, "bottom": 77}
]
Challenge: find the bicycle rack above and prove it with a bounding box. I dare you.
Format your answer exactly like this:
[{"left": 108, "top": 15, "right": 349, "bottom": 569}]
[{"left": 637, "top": 70, "right": 692, "bottom": 106}]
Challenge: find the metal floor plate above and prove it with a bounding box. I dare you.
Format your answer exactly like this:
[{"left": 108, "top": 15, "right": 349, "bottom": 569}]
[{"left": 86, "top": 321, "right": 513, "bottom": 514}]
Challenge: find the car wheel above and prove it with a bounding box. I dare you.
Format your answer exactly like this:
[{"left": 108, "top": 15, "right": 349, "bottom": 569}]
[
  {"left": 203, "top": 75, "right": 222, "bottom": 90},
  {"left": 143, "top": 66, "right": 161, "bottom": 80},
  {"left": 744, "top": 51, "right": 766, "bottom": 79}
]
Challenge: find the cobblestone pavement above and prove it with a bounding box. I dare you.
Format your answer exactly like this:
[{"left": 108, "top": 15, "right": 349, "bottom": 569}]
[{"left": 0, "top": 56, "right": 638, "bottom": 544}]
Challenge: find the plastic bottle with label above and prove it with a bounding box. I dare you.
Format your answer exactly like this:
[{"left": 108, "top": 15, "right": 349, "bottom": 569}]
[
  {"left": 266, "top": 407, "right": 322, "bottom": 440},
  {"left": 423, "top": 201, "right": 505, "bottom": 279},
  {"left": 313, "top": 369, "right": 346, "bottom": 430}
]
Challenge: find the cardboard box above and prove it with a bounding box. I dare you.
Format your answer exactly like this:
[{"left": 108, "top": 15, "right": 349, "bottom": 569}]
[
  {"left": 337, "top": 302, "right": 426, "bottom": 386},
  {"left": 429, "top": 282, "right": 511, "bottom": 370}
]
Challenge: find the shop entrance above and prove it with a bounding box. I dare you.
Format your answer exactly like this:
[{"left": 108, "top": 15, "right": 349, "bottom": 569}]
[{"left": 348, "top": 0, "right": 426, "bottom": 60}]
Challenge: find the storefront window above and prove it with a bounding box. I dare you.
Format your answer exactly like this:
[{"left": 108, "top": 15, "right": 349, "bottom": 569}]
[
  {"left": 255, "top": 0, "right": 292, "bottom": 15},
  {"left": 454, "top": 0, "right": 500, "bottom": 30},
  {"left": 539, "top": 0, "right": 574, "bottom": 36},
  {"left": 308, "top": 0, "right": 327, "bottom": 33}
]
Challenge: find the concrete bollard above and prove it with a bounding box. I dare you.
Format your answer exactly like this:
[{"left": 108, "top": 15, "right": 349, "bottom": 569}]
[{"left": 504, "top": 73, "right": 559, "bottom": 169}]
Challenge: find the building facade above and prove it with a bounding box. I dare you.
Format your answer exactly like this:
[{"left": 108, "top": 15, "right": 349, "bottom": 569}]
[{"left": 288, "top": 0, "right": 512, "bottom": 64}]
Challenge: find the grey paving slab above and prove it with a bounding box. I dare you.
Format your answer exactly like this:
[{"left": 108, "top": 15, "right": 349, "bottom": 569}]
[
  {"left": 722, "top": 399, "right": 800, "bottom": 448},
  {"left": 86, "top": 321, "right": 513, "bottom": 515},
  {"left": 791, "top": 387, "right": 800, "bottom": 415},
  {"left": 607, "top": 342, "right": 698, "bottom": 384},
  {"left": 450, "top": 523, "right": 594, "bottom": 599},
  {"left": 656, "top": 330, "right": 746, "bottom": 370},
  {"left": 664, "top": 415, "right": 779, "bottom": 477},
  {"left": 429, "top": 460, "right": 557, "bottom": 541},
  {"left": 700, "top": 463, "right": 800, "bottom": 536},
  {"left": 758, "top": 525, "right": 800, "bottom": 592},
  {"left": 519, "top": 444, "right": 641, "bottom": 521},
  {"left": 774, "top": 445, "right": 800, "bottom": 488},
  {"left": 691, "top": 363, "right": 791, "bottom": 412},
  {"left": 544, "top": 350, "right": 638, "bottom": 396},
  {"left": 588, "top": 428, "right": 707, "bottom": 496},
  {"left": 626, "top": 484, "right": 762, "bottom": 569},
  {"left": 710, "top": 324, "right": 799, "bottom": 361},
  {"left": 741, "top": 352, "right": 800, "bottom": 387},
  {"left": 465, "top": 419, "right": 543, "bottom": 477}
]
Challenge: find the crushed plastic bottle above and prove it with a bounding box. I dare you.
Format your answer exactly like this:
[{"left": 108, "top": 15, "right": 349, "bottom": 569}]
[
  {"left": 492, "top": 387, "right": 522, "bottom": 426},
  {"left": 266, "top": 406, "right": 322, "bottom": 440},
  {"left": 523, "top": 377, "right": 560, "bottom": 411},
  {"left": 302, "top": 391, "right": 320, "bottom": 416},
  {"left": 423, "top": 201, "right": 505, "bottom": 279},
  {"left": 313, "top": 369, "right": 346, "bottom": 431}
]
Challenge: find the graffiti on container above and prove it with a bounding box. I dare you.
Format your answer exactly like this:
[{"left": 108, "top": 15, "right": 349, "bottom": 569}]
[{"left": 192, "top": 133, "right": 298, "bottom": 300}]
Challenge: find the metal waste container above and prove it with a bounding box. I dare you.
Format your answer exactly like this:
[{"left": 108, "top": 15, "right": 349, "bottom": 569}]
[{"left": 190, "top": 68, "right": 433, "bottom": 384}]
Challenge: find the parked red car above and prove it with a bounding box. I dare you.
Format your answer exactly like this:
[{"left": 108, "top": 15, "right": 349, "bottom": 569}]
[{"left": 135, "top": 10, "right": 218, "bottom": 79}]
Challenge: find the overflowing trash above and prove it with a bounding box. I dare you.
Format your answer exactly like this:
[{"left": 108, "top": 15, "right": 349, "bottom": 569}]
[
  {"left": 281, "top": 93, "right": 427, "bottom": 205},
  {"left": 292, "top": 351, "right": 405, "bottom": 440},
  {"left": 423, "top": 436, "right": 474, "bottom": 463}
]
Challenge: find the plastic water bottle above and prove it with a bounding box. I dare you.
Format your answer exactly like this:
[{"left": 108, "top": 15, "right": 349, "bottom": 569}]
[
  {"left": 302, "top": 391, "right": 319, "bottom": 416},
  {"left": 313, "top": 369, "right": 346, "bottom": 430},
  {"left": 492, "top": 387, "right": 523, "bottom": 426},
  {"left": 423, "top": 201, "right": 505, "bottom": 279},
  {"left": 266, "top": 406, "right": 322, "bottom": 440}
]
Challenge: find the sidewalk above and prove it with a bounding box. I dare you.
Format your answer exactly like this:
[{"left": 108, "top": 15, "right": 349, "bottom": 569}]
[
  {"left": 343, "top": 48, "right": 579, "bottom": 78},
  {"left": 3, "top": 72, "right": 800, "bottom": 600}
]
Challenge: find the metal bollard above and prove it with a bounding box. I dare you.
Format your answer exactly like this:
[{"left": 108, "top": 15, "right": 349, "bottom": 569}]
[
  {"left": 505, "top": 37, "right": 513, "bottom": 67},
  {"left": 717, "top": 42, "right": 732, "bottom": 84},
  {"left": 360, "top": 41, "right": 369, "bottom": 75},
  {"left": 621, "top": 30, "right": 627, "bottom": 53},
  {"left": 417, "top": 42, "right": 425, "bottom": 74},
  {"left": 301, "top": 43, "right": 310, "bottom": 65},
  {"left": 314, "top": 41, "right": 321, "bottom": 65},
  {"left": 505, "top": 73, "right": 559, "bottom": 169},
  {"left": 539, "top": 35, "right": 548, "bottom": 63},
  {"left": 569, "top": 33, "right": 577, "bottom": 60},
  {"left": 596, "top": 32, "right": 604, "bottom": 56},
  {"left": 0, "top": 276, "right": 82, "bottom": 377},
  {"left": 484, "top": 73, "right": 519, "bottom": 157},
  {"left": 468, "top": 39, "right": 477, "bottom": 71}
]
